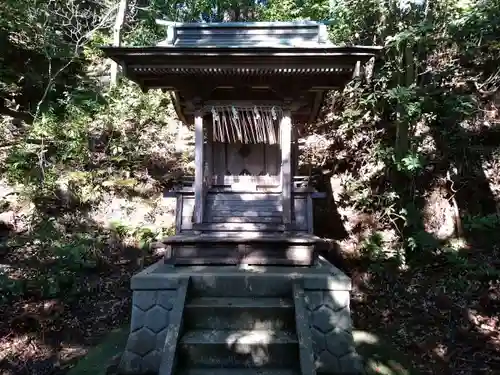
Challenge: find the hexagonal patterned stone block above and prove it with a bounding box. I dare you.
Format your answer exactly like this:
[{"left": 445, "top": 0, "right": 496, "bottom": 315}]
[
  {"left": 339, "top": 351, "right": 364, "bottom": 374},
  {"left": 157, "top": 290, "right": 176, "bottom": 310},
  {"left": 129, "top": 328, "right": 156, "bottom": 356},
  {"left": 326, "top": 328, "right": 354, "bottom": 357},
  {"left": 130, "top": 306, "right": 145, "bottom": 332},
  {"left": 312, "top": 305, "right": 335, "bottom": 333},
  {"left": 332, "top": 307, "right": 352, "bottom": 331},
  {"left": 142, "top": 350, "right": 161, "bottom": 373},
  {"left": 311, "top": 326, "right": 326, "bottom": 353},
  {"left": 146, "top": 305, "right": 170, "bottom": 333},
  {"left": 323, "top": 290, "right": 349, "bottom": 311},
  {"left": 156, "top": 327, "right": 168, "bottom": 350},
  {"left": 316, "top": 350, "right": 340, "bottom": 372},
  {"left": 120, "top": 350, "right": 142, "bottom": 374},
  {"left": 305, "top": 291, "right": 323, "bottom": 311},
  {"left": 134, "top": 291, "right": 157, "bottom": 311}
]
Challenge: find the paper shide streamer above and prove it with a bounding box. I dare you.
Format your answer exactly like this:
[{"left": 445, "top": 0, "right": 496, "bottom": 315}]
[{"left": 211, "top": 105, "right": 282, "bottom": 144}]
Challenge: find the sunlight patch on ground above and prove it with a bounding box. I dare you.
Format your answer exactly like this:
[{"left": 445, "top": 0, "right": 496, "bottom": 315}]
[
  {"left": 0, "top": 334, "right": 54, "bottom": 362},
  {"left": 447, "top": 237, "right": 469, "bottom": 251},
  {"left": 353, "top": 330, "right": 416, "bottom": 375}
]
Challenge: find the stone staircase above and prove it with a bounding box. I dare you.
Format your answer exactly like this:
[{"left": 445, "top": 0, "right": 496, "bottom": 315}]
[
  {"left": 175, "top": 291, "right": 303, "bottom": 375},
  {"left": 120, "top": 261, "right": 360, "bottom": 375}
]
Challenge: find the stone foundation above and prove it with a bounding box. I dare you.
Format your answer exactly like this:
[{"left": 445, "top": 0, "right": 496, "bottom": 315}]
[
  {"left": 119, "top": 257, "right": 362, "bottom": 374},
  {"left": 305, "top": 288, "right": 363, "bottom": 373},
  {"left": 120, "top": 286, "right": 180, "bottom": 373}
]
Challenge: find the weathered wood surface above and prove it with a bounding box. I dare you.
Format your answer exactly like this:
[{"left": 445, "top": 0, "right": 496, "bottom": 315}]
[
  {"left": 207, "top": 203, "right": 282, "bottom": 212},
  {"left": 280, "top": 110, "right": 292, "bottom": 224},
  {"left": 210, "top": 216, "right": 282, "bottom": 223},
  {"left": 306, "top": 194, "right": 314, "bottom": 234},
  {"left": 193, "top": 223, "right": 286, "bottom": 232},
  {"left": 208, "top": 210, "right": 283, "bottom": 217},
  {"left": 161, "top": 21, "right": 324, "bottom": 48},
  {"left": 212, "top": 142, "right": 281, "bottom": 179},
  {"left": 206, "top": 202, "right": 282, "bottom": 210},
  {"left": 205, "top": 118, "right": 213, "bottom": 186},
  {"left": 175, "top": 195, "right": 183, "bottom": 233},
  {"left": 181, "top": 175, "right": 313, "bottom": 188},
  {"left": 172, "top": 256, "right": 311, "bottom": 266},
  {"left": 294, "top": 196, "right": 307, "bottom": 231},
  {"left": 161, "top": 232, "right": 319, "bottom": 243},
  {"left": 210, "top": 175, "right": 280, "bottom": 187},
  {"left": 166, "top": 187, "right": 326, "bottom": 196},
  {"left": 212, "top": 142, "right": 226, "bottom": 185},
  {"left": 207, "top": 192, "right": 281, "bottom": 201},
  {"left": 180, "top": 192, "right": 312, "bottom": 231},
  {"left": 170, "top": 243, "right": 314, "bottom": 266},
  {"left": 204, "top": 192, "right": 283, "bottom": 226},
  {"left": 180, "top": 196, "right": 195, "bottom": 231},
  {"left": 193, "top": 110, "right": 204, "bottom": 224},
  {"left": 266, "top": 144, "right": 280, "bottom": 176}
]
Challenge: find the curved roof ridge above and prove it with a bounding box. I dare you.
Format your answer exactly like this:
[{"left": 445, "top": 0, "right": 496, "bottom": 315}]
[{"left": 156, "top": 20, "right": 333, "bottom": 48}]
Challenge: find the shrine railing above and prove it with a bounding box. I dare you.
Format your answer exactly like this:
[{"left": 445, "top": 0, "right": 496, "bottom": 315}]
[
  {"left": 174, "top": 175, "right": 315, "bottom": 191},
  {"left": 164, "top": 175, "right": 326, "bottom": 198}
]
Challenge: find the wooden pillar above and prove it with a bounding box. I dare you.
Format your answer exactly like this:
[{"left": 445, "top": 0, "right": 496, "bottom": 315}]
[
  {"left": 292, "top": 126, "right": 299, "bottom": 175},
  {"left": 193, "top": 109, "right": 204, "bottom": 224},
  {"left": 280, "top": 109, "right": 292, "bottom": 225},
  {"left": 205, "top": 118, "right": 213, "bottom": 187}
]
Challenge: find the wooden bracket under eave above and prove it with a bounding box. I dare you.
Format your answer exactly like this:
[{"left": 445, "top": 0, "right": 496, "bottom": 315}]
[
  {"left": 353, "top": 60, "right": 362, "bottom": 79},
  {"left": 308, "top": 90, "right": 324, "bottom": 125},
  {"left": 170, "top": 91, "right": 188, "bottom": 125}
]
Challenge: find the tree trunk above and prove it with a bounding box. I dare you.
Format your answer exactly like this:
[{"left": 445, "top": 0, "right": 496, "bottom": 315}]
[{"left": 110, "top": 0, "right": 128, "bottom": 86}]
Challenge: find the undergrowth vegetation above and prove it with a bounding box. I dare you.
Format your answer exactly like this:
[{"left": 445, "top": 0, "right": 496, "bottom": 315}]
[
  {"left": 303, "top": 0, "right": 500, "bottom": 273},
  {"left": 1, "top": 78, "right": 186, "bottom": 302}
]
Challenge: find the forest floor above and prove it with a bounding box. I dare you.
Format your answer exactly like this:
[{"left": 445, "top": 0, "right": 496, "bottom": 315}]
[
  {"left": 0, "top": 241, "right": 146, "bottom": 375},
  {"left": 0, "top": 243, "right": 499, "bottom": 375},
  {"left": 346, "top": 248, "right": 500, "bottom": 375}
]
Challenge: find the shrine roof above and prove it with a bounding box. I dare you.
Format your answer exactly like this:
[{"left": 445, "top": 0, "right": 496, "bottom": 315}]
[
  {"left": 102, "top": 21, "right": 381, "bottom": 66},
  {"left": 101, "top": 21, "right": 381, "bottom": 124},
  {"left": 153, "top": 20, "right": 360, "bottom": 49}
]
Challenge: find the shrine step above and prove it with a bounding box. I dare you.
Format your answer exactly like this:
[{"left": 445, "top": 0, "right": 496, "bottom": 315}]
[
  {"left": 204, "top": 192, "right": 283, "bottom": 225},
  {"left": 177, "top": 369, "right": 299, "bottom": 375},
  {"left": 170, "top": 242, "right": 313, "bottom": 266},
  {"left": 193, "top": 223, "right": 286, "bottom": 232},
  {"left": 157, "top": 233, "right": 318, "bottom": 266},
  {"left": 210, "top": 216, "right": 283, "bottom": 224},
  {"left": 184, "top": 297, "right": 295, "bottom": 330},
  {"left": 206, "top": 192, "right": 282, "bottom": 203},
  {"left": 160, "top": 232, "right": 319, "bottom": 244},
  {"left": 177, "top": 329, "right": 299, "bottom": 368}
]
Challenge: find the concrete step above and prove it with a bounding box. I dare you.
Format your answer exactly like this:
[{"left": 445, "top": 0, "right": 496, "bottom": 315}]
[
  {"left": 184, "top": 297, "right": 295, "bottom": 330},
  {"left": 177, "top": 369, "right": 299, "bottom": 375},
  {"left": 178, "top": 329, "right": 299, "bottom": 368}
]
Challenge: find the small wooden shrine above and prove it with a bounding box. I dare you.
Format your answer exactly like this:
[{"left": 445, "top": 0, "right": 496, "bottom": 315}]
[
  {"left": 104, "top": 21, "right": 378, "bottom": 266},
  {"left": 103, "top": 21, "right": 380, "bottom": 375}
]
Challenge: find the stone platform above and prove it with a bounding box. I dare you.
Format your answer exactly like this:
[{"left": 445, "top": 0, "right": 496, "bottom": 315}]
[{"left": 119, "top": 256, "right": 363, "bottom": 375}]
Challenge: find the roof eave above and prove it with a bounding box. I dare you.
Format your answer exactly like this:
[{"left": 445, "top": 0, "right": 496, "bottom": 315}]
[{"left": 101, "top": 45, "right": 383, "bottom": 60}]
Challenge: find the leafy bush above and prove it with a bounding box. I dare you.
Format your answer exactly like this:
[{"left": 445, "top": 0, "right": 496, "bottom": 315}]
[{"left": 463, "top": 214, "right": 500, "bottom": 232}]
